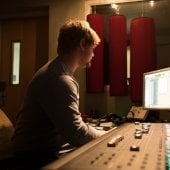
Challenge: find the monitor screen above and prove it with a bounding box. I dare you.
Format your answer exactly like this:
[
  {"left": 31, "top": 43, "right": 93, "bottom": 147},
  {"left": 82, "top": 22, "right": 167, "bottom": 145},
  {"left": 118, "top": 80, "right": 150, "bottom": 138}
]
[{"left": 143, "top": 67, "right": 170, "bottom": 110}]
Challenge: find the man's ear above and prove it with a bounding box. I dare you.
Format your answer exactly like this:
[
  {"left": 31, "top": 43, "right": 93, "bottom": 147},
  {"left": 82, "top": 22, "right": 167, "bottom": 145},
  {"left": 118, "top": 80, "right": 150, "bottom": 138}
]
[{"left": 80, "top": 39, "right": 86, "bottom": 51}]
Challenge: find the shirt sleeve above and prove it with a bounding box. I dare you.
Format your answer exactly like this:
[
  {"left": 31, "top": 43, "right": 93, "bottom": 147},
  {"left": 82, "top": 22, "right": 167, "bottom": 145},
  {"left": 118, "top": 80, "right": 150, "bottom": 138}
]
[{"left": 38, "top": 74, "right": 105, "bottom": 147}]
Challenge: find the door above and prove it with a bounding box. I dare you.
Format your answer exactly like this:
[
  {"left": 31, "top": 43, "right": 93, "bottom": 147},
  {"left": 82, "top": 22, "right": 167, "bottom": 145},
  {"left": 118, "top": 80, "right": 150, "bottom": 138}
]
[{"left": 0, "top": 17, "right": 49, "bottom": 124}]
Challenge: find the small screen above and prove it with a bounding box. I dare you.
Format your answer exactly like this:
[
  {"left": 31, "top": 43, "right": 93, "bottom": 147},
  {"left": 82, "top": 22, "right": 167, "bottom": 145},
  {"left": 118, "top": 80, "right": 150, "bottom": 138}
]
[{"left": 143, "top": 67, "right": 170, "bottom": 110}]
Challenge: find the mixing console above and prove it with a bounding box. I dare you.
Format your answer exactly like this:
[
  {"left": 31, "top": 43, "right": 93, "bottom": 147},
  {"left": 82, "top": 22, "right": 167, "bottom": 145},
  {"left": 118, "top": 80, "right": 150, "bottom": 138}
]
[{"left": 42, "top": 123, "right": 169, "bottom": 170}]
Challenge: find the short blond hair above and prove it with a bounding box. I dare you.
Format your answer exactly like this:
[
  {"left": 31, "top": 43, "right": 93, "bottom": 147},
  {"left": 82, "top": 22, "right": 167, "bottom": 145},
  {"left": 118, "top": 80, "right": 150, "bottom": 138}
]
[{"left": 57, "top": 19, "right": 100, "bottom": 55}]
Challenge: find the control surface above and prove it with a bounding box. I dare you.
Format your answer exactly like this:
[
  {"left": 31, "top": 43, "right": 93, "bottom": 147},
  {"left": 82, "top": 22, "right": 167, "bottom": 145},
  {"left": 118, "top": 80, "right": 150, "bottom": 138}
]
[{"left": 42, "top": 123, "right": 168, "bottom": 170}]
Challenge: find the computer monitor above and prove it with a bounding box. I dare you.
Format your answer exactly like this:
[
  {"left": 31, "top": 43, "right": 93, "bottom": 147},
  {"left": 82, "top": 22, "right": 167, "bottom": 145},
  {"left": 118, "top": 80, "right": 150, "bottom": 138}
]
[{"left": 143, "top": 67, "right": 170, "bottom": 110}]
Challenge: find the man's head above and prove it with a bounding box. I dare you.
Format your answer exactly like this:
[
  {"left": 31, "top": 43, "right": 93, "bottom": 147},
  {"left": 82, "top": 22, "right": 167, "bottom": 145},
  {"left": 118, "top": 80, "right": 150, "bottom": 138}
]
[{"left": 57, "top": 19, "right": 100, "bottom": 56}]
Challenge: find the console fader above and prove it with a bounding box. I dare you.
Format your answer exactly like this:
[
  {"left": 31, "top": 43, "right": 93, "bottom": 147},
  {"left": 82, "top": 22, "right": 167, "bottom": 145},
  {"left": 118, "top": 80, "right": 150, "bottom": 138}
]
[{"left": 42, "top": 123, "right": 169, "bottom": 170}]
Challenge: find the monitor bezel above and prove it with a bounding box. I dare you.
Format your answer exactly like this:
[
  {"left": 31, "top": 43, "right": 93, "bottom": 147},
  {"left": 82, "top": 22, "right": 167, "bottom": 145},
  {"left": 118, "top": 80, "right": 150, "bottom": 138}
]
[{"left": 143, "top": 67, "right": 170, "bottom": 110}]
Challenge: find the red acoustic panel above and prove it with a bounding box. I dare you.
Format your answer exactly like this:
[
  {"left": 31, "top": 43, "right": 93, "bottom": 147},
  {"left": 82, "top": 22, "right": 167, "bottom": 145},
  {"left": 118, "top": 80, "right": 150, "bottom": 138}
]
[
  {"left": 86, "top": 13, "right": 104, "bottom": 93},
  {"left": 130, "top": 17, "right": 157, "bottom": 102},
  {"left": 109, "top": 15, "right": 128, "bottom": 96}
]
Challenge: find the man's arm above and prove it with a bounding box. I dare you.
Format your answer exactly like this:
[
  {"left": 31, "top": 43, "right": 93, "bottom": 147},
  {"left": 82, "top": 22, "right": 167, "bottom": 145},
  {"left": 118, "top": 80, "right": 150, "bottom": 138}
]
[{"left": 39, "top": 75, "right": 105, "bottom": 147}]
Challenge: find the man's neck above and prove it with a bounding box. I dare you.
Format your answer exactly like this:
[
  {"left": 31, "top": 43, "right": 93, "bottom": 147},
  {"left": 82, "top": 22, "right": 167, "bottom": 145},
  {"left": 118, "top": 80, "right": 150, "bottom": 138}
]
[{"left": 57, "top": 54, "right": 78, "bottom": 73}]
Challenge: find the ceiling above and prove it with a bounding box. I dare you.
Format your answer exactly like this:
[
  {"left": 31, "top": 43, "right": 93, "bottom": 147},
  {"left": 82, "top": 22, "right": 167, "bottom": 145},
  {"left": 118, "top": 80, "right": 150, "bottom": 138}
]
[
  {"left": 0, "top": 0, "right": 54, "bottom": 19},
  {"left": 0, "top": 0, "right": 170, "bottom": 44}
]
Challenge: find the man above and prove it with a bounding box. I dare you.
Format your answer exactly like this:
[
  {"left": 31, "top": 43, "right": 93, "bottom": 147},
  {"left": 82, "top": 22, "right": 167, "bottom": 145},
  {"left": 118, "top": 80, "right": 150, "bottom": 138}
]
[{"left": 11, "top": 19, "right": 105, "bottom": 168}]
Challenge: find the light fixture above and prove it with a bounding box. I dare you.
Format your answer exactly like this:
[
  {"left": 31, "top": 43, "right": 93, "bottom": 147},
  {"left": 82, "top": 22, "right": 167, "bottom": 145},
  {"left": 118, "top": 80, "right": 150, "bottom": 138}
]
[
  {"left": 149, "top": 0, "right": 155, "bottom": 7},
  {"left": 111, "top": 3, "right": 120, "bottom": 14}
]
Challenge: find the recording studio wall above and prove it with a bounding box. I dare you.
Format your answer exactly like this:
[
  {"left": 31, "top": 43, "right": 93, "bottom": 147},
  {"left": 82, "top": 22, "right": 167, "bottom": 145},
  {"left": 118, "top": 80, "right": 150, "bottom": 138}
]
[
  {"left": 109, "top": 14, "right": 128, "bottom": 96},
  {"left": 86, "top": 13, "right": 104, "bottom": 93},
  {"left": 130, "top": 17, "right": 157, "bottom": 102},
  {"left": 86, "top": 13, "right": 157, "bottom": 103}
]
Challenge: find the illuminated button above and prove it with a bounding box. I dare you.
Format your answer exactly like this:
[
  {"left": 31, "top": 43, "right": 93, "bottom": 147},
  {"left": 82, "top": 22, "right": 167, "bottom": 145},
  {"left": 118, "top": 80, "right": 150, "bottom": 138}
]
[
  {"left": 135, "top": 133, "right": 142, "bottom": 139},
  {"left": 107, "top": 138, "right": 117, "bottom": 147},
  {"left": 142, "top": 129, "right": 149, "bottom": 134},
  {"left": 130, "top": 145, "right": 140, "bottom": 151},
  {"left": 107, "top": 135, "right": 124, "bottom": 147},
  {"left": 134, "top": 122, "right": 140, "bottom": 125},
  {"left": 135, "top": 129, "right": 143, "bottom": 134}
]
